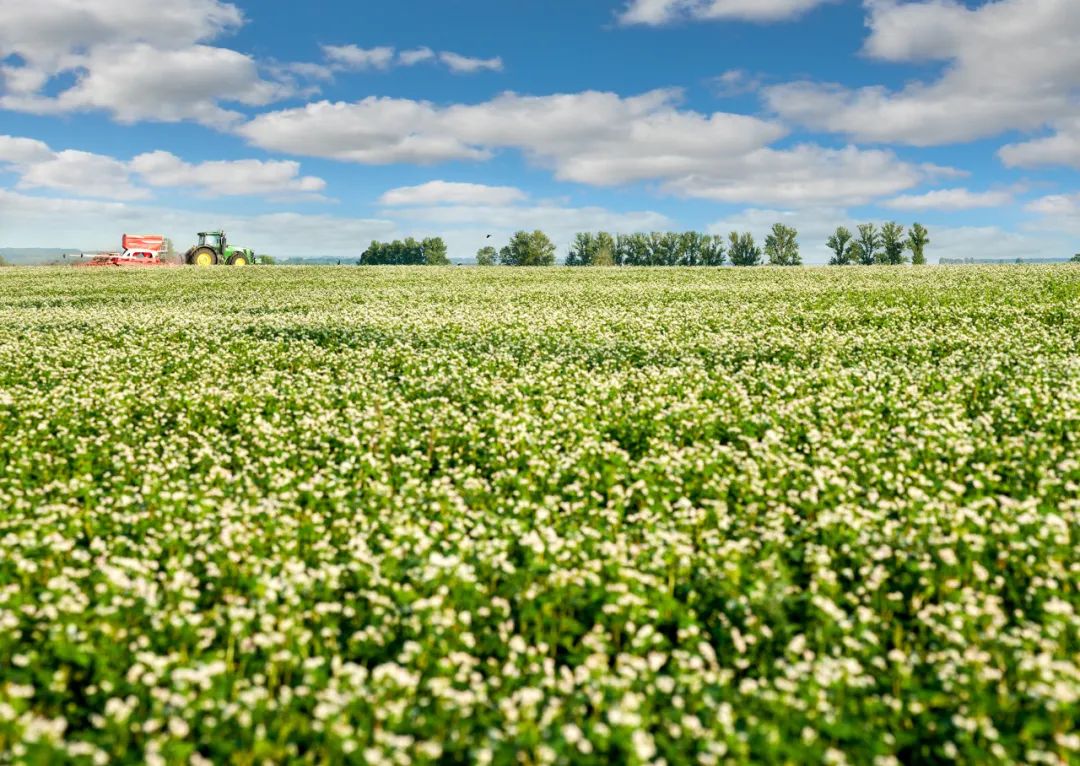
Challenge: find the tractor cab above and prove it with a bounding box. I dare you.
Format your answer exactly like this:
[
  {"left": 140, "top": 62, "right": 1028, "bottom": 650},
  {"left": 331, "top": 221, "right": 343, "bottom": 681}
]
[{"left": 198, "top": 231, "right": 226, "bottom": 252}]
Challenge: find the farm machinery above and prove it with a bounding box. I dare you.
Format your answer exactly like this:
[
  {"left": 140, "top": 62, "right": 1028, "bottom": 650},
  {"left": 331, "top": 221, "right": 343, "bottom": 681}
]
[
  {"left": 182, "top": 230, "right": 255, "bottom": 266},
  {"left": 69, "top": 234, "right": 172, "bottom": 267}
]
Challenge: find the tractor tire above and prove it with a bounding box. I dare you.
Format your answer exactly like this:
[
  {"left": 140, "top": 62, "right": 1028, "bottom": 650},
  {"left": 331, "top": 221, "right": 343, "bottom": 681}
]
[
  {"left": 189, "top": 247, "right": 218, "bottom": 267},
  {"left": 226, "top": 252, "right": 249, "bottom": 266}
]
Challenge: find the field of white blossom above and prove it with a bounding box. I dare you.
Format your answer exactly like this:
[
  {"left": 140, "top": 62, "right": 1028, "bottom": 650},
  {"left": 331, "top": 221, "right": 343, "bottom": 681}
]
[{"left": 0, "top": 265, "right": 1078, "bottom": 765}]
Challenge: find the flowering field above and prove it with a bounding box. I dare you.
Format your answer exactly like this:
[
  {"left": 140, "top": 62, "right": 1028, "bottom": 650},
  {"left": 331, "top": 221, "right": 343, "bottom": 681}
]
[{"left": 0, "top": 265, "right": 1078, "bottom": 765}]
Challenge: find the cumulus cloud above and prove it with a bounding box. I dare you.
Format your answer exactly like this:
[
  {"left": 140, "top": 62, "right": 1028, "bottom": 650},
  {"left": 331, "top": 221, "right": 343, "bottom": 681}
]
[
  {"left": 0, "top": 136, "right": 55, "bottom": 166},
  {"left": 619, "top": 0, "right": 833, "bottom": 25},
  {"left": 0, "top": 0, "right": 289, "bottom": 126},
  {"left": 19, "top": 150, "right": 149, "bottom": 200},
  {"left": 764, "top": 0, "right": 1080, "bottom": 147},
  {"left": 999, "top": 118, "right": 1080, "bottom": 170},
  {"left": 883, "top": 188, "right": 1014, "bottom": 211},
  {"left": 0, "top": 135, "right": 326, "bottom": 200},
  {"left": 239, "top": 89, "right": 933, "bottom": 207},
  {"left": 380, "top": 181, "right": 527, "bottom": 207},
  {"left": 130, "top": 151, "right": 326, "bottom": 197}
]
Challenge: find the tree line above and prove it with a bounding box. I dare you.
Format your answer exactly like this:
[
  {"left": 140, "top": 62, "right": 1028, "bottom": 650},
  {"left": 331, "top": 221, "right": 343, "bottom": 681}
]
[
  {"left": 558, "top": 222, "right": 928, "bottom": 267},
  {"left": 359, "top": 223, "right": 931, "bottom": 267},
  {"left": 360, "top": 237, "right": 450, "bottom": 265}
]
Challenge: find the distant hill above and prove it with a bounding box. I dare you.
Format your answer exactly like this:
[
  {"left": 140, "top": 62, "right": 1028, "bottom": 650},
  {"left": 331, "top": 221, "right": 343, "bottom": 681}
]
[
  {"left": 938, "top": 256, "right": 1072, "bottom": 265},
  {"left": 0, "top": 248, "right": 83, "bottom": 265}
]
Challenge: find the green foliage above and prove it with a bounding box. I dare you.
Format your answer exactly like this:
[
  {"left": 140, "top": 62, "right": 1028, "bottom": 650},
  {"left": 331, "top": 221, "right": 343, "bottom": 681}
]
[
  {"left": 0, "top": 255, "right": 8, "bottom": 267},
  {"left": 908, "top": 223, "right": 930, "bottom": 265},
  {"left": 421, "top": 237, "right": 450, "bottom": 266},
  {"left": 855, "top": 223, "right": 881, "bottom": 266},
  {"left": 361, "top": 237, "right": 449, "bottom": 266},
  {"left": 475, "top": 246, "right": 498, "bottom": 266},
  {"left": 570, "top": 232, "right": 724, "bottom": 266},
  {"left": 826, "top": 226, "right": 854, "bottom": 266},
  {"left": 567, "top": 232, "right": 615, "bottom": 266},
  {"left": 878, "top": 222, "right": 907, "bottom": 265},
  {"left": 764, "top": 223, "right": 801, "bottom": 266},
  {"left": 499, "top": 230, "right": 556, "bottom": 266},
  {"left": 1071, "top": 253, "right": 1080, "bottom": 263},
  {"left": 728, "top": 231, "right": 762, "bottom": 266},
  {"left": 258, "top": 254, "right": 276, "bottom": 266}
]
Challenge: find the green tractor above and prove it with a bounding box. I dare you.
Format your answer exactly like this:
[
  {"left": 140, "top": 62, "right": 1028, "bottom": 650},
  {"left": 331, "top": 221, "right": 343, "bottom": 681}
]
[{"left": 184, "top": 231, "right": 256, "bottom": 267}]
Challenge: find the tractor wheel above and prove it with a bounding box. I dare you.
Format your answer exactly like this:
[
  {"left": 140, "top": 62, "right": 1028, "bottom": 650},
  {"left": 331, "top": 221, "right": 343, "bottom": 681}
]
[
  {"left": 226, "top": 252, "right": 249, "bottom": 266},
  {"left": 189, "top": 247, "right": 218, "bottom": 267}
]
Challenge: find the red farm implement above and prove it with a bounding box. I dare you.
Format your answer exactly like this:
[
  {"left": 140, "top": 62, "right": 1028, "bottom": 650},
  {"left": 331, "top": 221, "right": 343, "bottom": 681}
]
[{"left": 70, "top": 234, "right": 174, "bottom": 268}]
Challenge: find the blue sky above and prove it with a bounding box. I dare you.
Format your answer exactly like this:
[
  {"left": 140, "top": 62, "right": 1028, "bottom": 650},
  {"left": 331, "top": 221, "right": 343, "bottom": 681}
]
[{"left": 1, "top": 0, "right": 1078, "bottom": 262}]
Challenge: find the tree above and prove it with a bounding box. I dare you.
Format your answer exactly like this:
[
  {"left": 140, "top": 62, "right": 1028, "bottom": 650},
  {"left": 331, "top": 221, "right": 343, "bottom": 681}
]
[
  {"left": 1071, "top": 253, "right": 1080, "bottom": 263},
  {"left": 566, "top": 233, "right": 595, "bottom": 266},
  {"left": 826, "top": 226, "right": 854, "bottom": 265},
  {"left": 422, "top": 237, "right": 449, "bottom": 265},
  {"left": 259, "top": 254, "right": 276, "bottom": 265},
  {"left": 702, "top": 235, "right": 726, "bottom": 266},
  {"left": 907, "top": 223, "right": 930, "bottom": 265},
  {"left": 567, "top": 232, "right": 615, "bottom": 266},
  {"left": 499, "top": 230, "right": 556, "bottom": 266},
  {"left": 476, "top": 246, "right": 498, "bottom": 266},
  {"left": 855, "top": 224, "right": 881, "bottom": 266},
  {"left": 594, "top": 232, "right": 616, "bottom": 266},
  {"left": 728, "top": 231, "right": 761, "bottom": 266},
  {"left": 879, "top": 222, "right": 907, "bottom": 264},
  {"left": 0, "top": 254, "right": 9, "bottom": 267},
  {"left": 764, "top": 223, "right": 800, "bottom": 265}
]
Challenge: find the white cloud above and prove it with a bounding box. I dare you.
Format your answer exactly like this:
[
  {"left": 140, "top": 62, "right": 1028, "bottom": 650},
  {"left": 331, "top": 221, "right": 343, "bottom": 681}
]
[
  {"left": 0, "top": 0, "right": 289, "bottom": 126},
  {"left": 399, "top": 47, "right": 436, "bottom": 66},
  {"left": 130, "top": 151, "right": 326, "bottom": 197},
  {"left": 438, "top": 52, "right": 504, "bottom": 74},
  {"left": 999, "top": 118, "right": 1080, "bottom": 169},
  {"left": 19, "top": 150, "right": 148, "bottom": 200},
  {"left": 239, "top": 89, "right": 929, "bottom": 207},
  {"left": 238, "top": 97, "right": 493, "bottom": 165},
  {"left": 929, "top": 225, "right": 1075, "bottom": 262},
  {"left": 1025, "top": 193, "right": 1080, "bottom": 218},
  {"left": 619, "top": 0, "right": 832, "bottom": 25},
  {"left": 711, "top": 69, "right": 763, "bottom": 97},
  {"left": 884, "top": 188, "right": 1013, "bottom": 211},
  {"left": 322, "top": 45, "right": 396, "bottom": 71},
  {"left": 380, "top": 181, "right": 527, "bottom": 207},
  {"left": 0, "top": 0, "right": 243, "bottom": 67},
  {"left": 764, "top": 0, "right": 1080, "bottom": 146},
  {"left": 0, "top": 135, "right": 326, "bottom": 200},
  {"left": 317, "top": 45, "right": 501, "bottom": 75},
  {"left": 0, "top": 136, "right": 55, "bottom": 166},
  {"left": 1021, "top": 194, "right": 1080, "bottom": 249}
]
